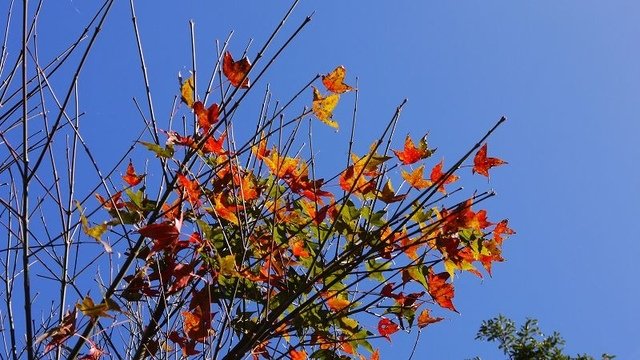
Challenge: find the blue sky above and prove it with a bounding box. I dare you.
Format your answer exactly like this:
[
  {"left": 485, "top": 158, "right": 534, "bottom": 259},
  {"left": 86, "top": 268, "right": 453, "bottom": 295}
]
[{"left": 22, "top": 0, "right": 640, "bottom": 358}]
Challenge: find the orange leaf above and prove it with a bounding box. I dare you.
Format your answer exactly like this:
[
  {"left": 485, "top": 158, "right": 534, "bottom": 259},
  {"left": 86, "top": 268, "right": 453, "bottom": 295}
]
[
  {"left": 322, "top": 291, "right": 350, "bottom": 312},
  {"left": 251, "top": 132, "right": 271, "bottom": 160},
  {"left": 393, "top": 134, "right": 435, "bottom": 165},
  {"left": 123, "top": 161, "right": 145, "bottom": 186},
  {"left": 472, "top": 143, "right": 507, "bottom": 177},
  {"left": 223, "top": 51, "right": 251, "bottom": 88},
  {"left": 289, "top": 348, "right": 307, "bottom": 360},
  {"left": 193, "top": 101, "right": 219, "bottom": 132},
  {"left": 203, "top": 131, "right": 227, "bottom": 155},
  {"left": 322, "top": 65, "right": 353, "bottom": 94},
  {"left": 377, "top": 317, "right": 400, "bottom": 340},
  {"left": 493, "top": 219, "right": 515, "bottom": 244},
  {"left": 183, "top": 310, "right": 209, "bottom": 342},
  {"left": 427, "top": 270, "right": 458, "bottom": 313},
  {"left": 417, "top": 308, "right": 444, "bottom": 329},
  {"left": 95, "top": 192, "right": 124, "bottom": 210},
  {"left": 312, "top": 87, "right": 339, "bottom": 129},
  {"left": 430, "top": 160, "right": 459, "bottom": 194},
  {"left": 212, "top": 192, "right": 242, "bottom": 225},
  {"left": 290, "top": 238, "right": 310, "bottom": 258},
  {"left": 177, "top": 174, "right": 202, "bottom": 206},
  {"left": 401, "top": 165, "right": 431, "bottom": 189}
]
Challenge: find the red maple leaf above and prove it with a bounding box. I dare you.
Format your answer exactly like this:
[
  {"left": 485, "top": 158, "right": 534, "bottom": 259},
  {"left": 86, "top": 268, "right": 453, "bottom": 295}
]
[
  {"left": 223, "top": 51, "right": 251, "bottom": 88},
  {"left": 393, "top": 134, "right": 435, "bottom": 165},
  {"left": 430, "top": 160, "right": 459, "bottom": 194},
  {"left": 427, "top": 270, "right": 458, "bottom": 313},
  {"left": 493, "top": 219, "right": 515, "bottom": 244},
  {"left": 122, "top": 161, "right": 144, "bottom": 186},
  {"left": 377, "top": 317, "right": 400, "bottom": 341},
  {"left": 138, "top": 221, "right": 181, "bottom": 253},
  {"left": 473, "top": 143, "right": 507, "bottom": 177}
]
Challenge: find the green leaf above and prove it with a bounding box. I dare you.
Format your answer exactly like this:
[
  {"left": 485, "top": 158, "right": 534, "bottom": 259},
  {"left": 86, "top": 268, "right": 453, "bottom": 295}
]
[
  {"left": 365, "top": 259, "right": 391, "bottom": 282},
  {"left": 139, "top": 141, "right": 174, "bottom": 158}
]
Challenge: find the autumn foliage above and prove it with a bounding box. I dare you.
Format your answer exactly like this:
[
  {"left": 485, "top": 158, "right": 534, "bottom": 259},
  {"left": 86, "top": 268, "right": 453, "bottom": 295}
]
[{"left": 3, "top": 3, "right": 513, "bottom": 360}]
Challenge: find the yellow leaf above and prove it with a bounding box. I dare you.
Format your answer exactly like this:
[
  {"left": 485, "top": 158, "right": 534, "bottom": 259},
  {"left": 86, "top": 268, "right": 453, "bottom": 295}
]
[
  {"left": 181, "top": 75, "right": 195, "bottom": 107},
  {"left": 76, "top": 296, "right": 112, "bottom": 320},
  {"left": 312, "top": 87, "right": 339, "bottom": 129},
  {"left": 76, "top": 201, "right": 112, "bottom": 253},
  {"left": 218, "top": 254, "right": 238, "bottom": 277}
]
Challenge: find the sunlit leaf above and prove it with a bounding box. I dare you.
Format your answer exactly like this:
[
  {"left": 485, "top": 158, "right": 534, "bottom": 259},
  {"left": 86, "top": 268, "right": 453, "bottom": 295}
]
[
  {"left": 377, "top": 318, "right": 399, "bottom": 341},
  {"left": 427, "top": 270, "right": 458, "bottom": 313},
  {"left": 473, "top": 143, "right": 507, "bottom": 177},
  {"left": 76, "top": 296, "right": 112, "bottom": 320},
  {"left": 180, "top": 75, "right": 195, "bottom": 107},
  {"left": 322, "top": 65, "right": 353, "bottom": 94},
  {"left": 393, "top": 134, "right": 435, "bottom": 165},
  {"left": 417, "top": 309, "right": 443, "bottom": 329},
  {"left": 312, "top": 87, "right": 339, "bottom": 129},
  {"left": 223, "top": 51, "right": 251, "bottom": 88},
  {"left": 122, "top": 160, "right": 145, "bottom": 186}
]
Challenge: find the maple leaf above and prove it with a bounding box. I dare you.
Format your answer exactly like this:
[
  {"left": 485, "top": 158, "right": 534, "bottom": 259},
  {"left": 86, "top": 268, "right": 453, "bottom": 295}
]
[
  {"left": 289, "top": 348, "right": 308, "bottom": 360},
  {"left": 322, "top": 291, "right": 351, "bottom": 312},
  {"left": 473, "top": 143, "right": 507, "bottom": 177},
  {"left": 478, "top": 239, "right": 504, "bottom": 276},
  {"left": 426, "top": 270, "right": 458, "bottom": 313},
  {"left": 223, "top": 51, "right": 251, "bottom": 88},
  {"left": 377, "top": 179, "right": 406, "bottom": 204},
  {"left": 251, "top": 132, "right": 270, "bottom": 160},
  {"left": 211, "top": 191, "right": 242, "bottom": 225},
  {"left": 39, "top": 309, "right": 76, "bottom": 352},
  {"left": 377, "top": 318, "right": 400, "bottom": 341},
  {"left": 183, "top": 309, "right": 209, "bottom": 342},
  {"left": 312, "top": 87, "right": 340, "bottom": 129},
  {"left": 322, "top": 65, "right": 353, "bottom": 94},
  {"left": 77, "top": 202, "right": 112, "bottom": 253},
  {"left": 177, "top": 173, "right": 202, "bottom": 206},
  {"left": 202, "top": 130, "right": 227, "bottom": 155},
  {"left": 401, "top": 165, "right": 431, "bottom": 189},
  {"left": 95, "top": 192, "right": 125, "bottom": 211},
  {"left": 122, "top": 161, "right": 145, "bottom": 186},
  {"left": 138, "top": 221, "right": 181, "bottom": 253},
  {"left": 493, "top": 219, "right": 515, "bottom": 244},
  {"left": 393, "top": 134, "right": 435, "bottom": 165},
  {"left": 169, "top": 331, "right": 200, "bottom": 356},
  {"left": 78, "top": 344, "right": 104, "bottom": 360},
  {"left": 430, "top": 160, "right": 459, "bottom": 194},
  {"left": 417, "top": 308, "right": 444, "bottom": 329},
  {"left": 180, "top": 75, "right": 195, "bottom": 107},
  {"left": 76, "top": 296, "right": 112, "bottom": 320},
  {"left": 358, "top": 349, "right": 380, "bottom": 360},
  {"left": 193, "top": 101, "right": 219, "bottom": 132},
  {"left": 290, "top": 238, "right": 310, "bottom": 258}
]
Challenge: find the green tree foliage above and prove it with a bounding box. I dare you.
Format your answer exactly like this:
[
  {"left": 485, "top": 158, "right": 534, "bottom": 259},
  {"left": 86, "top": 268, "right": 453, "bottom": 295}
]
[{"left": 473, "top": 315, "right": 615, "bottom": 360}]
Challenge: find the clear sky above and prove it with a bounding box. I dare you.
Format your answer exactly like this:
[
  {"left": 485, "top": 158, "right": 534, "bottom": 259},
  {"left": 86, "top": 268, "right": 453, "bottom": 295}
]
[{"left": 23, "top": 1, "right": 640, "bottom": 358}]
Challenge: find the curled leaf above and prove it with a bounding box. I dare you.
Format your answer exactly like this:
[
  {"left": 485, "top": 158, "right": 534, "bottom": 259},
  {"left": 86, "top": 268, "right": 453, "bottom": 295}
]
[
  {"left": 417, "top": 309, "right": 444, "bottom": 329},
  {"left": 312, "top": 87, "right": 340, "bottom": 129},
  {"left": 223, "top": 51, "right": 251, "bottom": 88},
  {"left": 180, "top": 75, "right": 195, "bottom": 107},
  {"left": 322, "top": 65, "right": 353, "bottom": 94}
]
